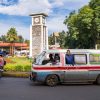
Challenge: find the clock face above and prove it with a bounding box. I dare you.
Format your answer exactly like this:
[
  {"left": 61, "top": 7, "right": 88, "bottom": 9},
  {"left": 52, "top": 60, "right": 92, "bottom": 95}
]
[{"left": 34, "top": 17, "right": 39, "bottom": 23}]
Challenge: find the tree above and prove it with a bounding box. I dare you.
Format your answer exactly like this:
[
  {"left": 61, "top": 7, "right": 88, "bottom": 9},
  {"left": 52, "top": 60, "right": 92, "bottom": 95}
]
[
  {"left": 89, "top": 0, "right": 100, "bottom": 45},
  {"left": 58, "top": 31, "right": 67, "bottom": 48},
  {"left": 89, "top": 0, "right": 100, "bottom": 9},
  {"left": 48, "top": 34, "right": 55, "bottom": 45},
  {"left": 6, "top": 27, "right": 18, "bottom": 55},
  {"left": 18, "top": 35, "right": 24, "bottom": 43},
  {"left": 64, "top": 0, "right": 100, "bottom": 49},
  {"left": 0, "top": 35, "right": 7, "bottom": 42},
  {"left": 64, "top": 11, "right": 79, "bottom": 48},
  {"left": 25, "top": 39, "right": 30, "bottom": 46},
  {"left": 76, "top": 6, "right": 94, "bottom": 48},
  {"left": 6, "top": 28, "right": 18, "bottom": 42}
]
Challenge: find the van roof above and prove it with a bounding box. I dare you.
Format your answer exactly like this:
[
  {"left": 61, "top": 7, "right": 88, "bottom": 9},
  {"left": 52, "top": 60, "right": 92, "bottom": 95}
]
[{"left": 44, "top": 49, "right": 100, "bottom": 54}]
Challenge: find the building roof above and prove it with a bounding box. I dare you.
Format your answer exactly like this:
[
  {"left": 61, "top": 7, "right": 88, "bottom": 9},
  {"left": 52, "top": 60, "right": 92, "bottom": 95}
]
[
  {"left": 0, "top": 43, "right": 28, "bottom": 47},
  {"left": 29, "top": 13, "right": 48, "bottom": 17}
]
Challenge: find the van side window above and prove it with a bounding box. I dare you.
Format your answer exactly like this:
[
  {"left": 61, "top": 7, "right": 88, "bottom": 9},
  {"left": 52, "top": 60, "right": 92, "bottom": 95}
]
[
  {"left": 89, "top": 54, "right": 100, "bottom": 65},
  {"left": 65, "top": 54, "right": 87, "bottom": 65},
  {"left": 74, "top": 54, "right": 87, "bottom": 65},
  {"left": 42, "top": 53, "right": 60, "bottom": 65}
]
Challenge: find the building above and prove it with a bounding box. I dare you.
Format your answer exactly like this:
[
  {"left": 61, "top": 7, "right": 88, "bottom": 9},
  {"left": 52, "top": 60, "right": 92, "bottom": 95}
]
[{"left": 0, "top": 42, "right": 29, "bottom": 55}]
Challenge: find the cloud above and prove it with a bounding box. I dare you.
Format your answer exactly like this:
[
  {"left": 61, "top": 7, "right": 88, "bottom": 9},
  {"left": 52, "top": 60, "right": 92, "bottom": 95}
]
[
  {"left": 0, "top": 0, "right": 52, "bottom": 16},
  {"left": 50, "top": 0, "right": 90, "bottom": 10},
  {"left": 0, "top": 0, "right": 90, "bottom": 16},
  {"left": 0, "top": 0, "right": 16, "bottom": 6},
  {"left": 0, "top": 0, "right": 9, "bottom": 4},
  {"left": 47, "top": 15, "right": 68, "bottom": 34}
]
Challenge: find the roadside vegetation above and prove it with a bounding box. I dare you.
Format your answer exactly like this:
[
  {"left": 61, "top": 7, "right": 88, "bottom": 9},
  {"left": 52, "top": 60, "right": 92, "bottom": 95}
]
[{"left": 4, "top": 57, "right": 32, "bottom": 72}]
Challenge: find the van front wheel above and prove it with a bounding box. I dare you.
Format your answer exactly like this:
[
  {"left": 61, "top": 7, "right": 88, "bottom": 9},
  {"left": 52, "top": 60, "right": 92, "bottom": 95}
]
[
  {"left": 96, "top": 75, "right": 100, "bottom": 85},
  {"left": 46, "top": 75, "right": 59, "bottom": 86}
]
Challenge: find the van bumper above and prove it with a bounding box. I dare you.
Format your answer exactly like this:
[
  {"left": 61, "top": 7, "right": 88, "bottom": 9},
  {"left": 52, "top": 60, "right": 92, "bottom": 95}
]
[{"left": 30, "top": 72, "right": 37, "bottom": 81}]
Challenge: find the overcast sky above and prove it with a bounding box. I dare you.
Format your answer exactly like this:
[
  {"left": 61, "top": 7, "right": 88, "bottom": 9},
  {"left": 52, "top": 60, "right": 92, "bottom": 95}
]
[{"left": 0, "top": 0, "right": 90, "bottom": 39}]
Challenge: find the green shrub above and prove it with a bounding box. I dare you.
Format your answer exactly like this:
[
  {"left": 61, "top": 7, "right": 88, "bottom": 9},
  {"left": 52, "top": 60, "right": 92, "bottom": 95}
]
[
  {"left": 4, "top": 57, "right": 32, "bottom": 72},
  {"left": 4, "top": 64, "right": 16, "bottom": 71},
  {"left": 23, "top": 65, "right": 31, "bottom": 72},
  {"left": 15, "top": 65, "right": 23, "bottom": 72}
]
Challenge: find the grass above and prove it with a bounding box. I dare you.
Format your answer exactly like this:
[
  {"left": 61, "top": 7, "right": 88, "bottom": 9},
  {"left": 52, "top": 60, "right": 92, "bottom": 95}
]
[
  {"left": 90, "top": 62, "right": 100, "bottom": 64},
  {"left": 4, "top": 57, "right": 32, "bottom": 72}
]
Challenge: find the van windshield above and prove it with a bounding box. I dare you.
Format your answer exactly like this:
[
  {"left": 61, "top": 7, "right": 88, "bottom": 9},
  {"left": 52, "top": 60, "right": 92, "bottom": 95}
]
[{"left": 35, "top": 51, "right": 46, "bottom": 65}]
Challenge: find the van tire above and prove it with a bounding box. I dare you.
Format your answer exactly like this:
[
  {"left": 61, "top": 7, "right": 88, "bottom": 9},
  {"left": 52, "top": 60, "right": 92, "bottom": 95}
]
[
  {"left": 46, "top": 75, "right": 59, "bottom": 86},
  {"left": 96, "top": 75, "right": 100, "bottom": 85}
]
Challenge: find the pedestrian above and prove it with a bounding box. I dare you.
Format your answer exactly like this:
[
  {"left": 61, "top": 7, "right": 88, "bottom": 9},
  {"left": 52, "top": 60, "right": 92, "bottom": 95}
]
[
  {"left": 0, "top": 54, "right": 4, "bottom": 69},
  {"left": 0, "top": 54, "right": 5, "bottom": 78}
]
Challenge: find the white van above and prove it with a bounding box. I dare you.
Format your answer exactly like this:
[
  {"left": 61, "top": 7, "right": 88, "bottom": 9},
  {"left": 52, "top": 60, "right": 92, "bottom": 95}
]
[{"left": 30, "top": 49, "right": 100, "bottom": 86}]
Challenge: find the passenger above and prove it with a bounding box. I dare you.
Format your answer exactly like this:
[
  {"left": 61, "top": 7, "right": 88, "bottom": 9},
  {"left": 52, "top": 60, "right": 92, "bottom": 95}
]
[
  {"left": 42, "top": 54, "right": 54, "bottom": 65},
  {"left": 49, "top": 54, "right": 54, "bottom": 63},
  {"left": 65, "top": 50, "right": 74, "bottom": 65},
  {"left": 54, "top": 53, "right": 60, "bottom": 62}
]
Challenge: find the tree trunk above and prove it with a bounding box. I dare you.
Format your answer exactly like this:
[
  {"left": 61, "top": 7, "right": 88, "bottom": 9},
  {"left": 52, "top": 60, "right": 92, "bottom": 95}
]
[
  {"left": 10, "top": 43, "right": 14, "bottom": 56},
  {"left": 9, "top": 43, "right": 12, "bottom": 55},
  {"left": 12, "top": 43, "right": 14, "bottom": 56}
]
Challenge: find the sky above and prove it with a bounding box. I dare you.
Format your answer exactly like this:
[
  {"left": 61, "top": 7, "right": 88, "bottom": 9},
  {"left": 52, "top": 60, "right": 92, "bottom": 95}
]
[{"left": 0, "top": 0, "right": 90, "bottom": 40}]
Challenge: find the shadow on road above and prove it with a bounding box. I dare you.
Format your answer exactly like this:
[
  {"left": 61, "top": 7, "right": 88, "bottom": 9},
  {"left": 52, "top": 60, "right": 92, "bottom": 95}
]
[{"left": 29, "top": 81, "right": 99, "bottom": 87}]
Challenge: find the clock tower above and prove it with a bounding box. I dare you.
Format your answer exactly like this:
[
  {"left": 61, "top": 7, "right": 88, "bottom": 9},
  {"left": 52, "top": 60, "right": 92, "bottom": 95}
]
[{"left": 30, "top": 13, "right": 48, "bottom": 58}]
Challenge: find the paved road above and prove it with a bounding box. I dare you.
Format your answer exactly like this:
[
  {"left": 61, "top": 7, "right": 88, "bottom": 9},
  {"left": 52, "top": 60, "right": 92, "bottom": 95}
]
[{"left": 0, "top": 78, "right": 100, "bottom": 100}]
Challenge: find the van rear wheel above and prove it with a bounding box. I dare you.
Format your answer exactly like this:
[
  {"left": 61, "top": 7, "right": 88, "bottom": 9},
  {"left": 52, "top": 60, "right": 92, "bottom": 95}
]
[
  {"left": 46, "top": 75, "right": 59, "bottom": 86},
  {"left": 96, "top": 75, "right": 100, "bottom": 85}
]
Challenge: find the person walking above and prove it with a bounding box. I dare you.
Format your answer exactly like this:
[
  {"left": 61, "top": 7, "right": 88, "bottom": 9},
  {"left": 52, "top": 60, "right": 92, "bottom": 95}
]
[{"left": 0, "top": 54, "right": 5, "bottom": 78}]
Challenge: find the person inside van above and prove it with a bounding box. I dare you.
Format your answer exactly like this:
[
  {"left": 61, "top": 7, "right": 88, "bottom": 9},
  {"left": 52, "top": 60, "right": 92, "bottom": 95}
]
[
  {"left": 49, "top": 54, "right": 54, "bottom": 63},
  {"left": 54, "top": 53, "right": 60, "bottom": 63},
  {"left": 42, "top": 53, "right": 60, "bottom": 65},
  {"left": 65, "top": 50, "right": 74, "bottom": 65},
  {"left": 54, "top": 53, "right": 60, "bottom": 61},
  {"left": 42, "top": 53, "right": 54, "bottom": 65}
]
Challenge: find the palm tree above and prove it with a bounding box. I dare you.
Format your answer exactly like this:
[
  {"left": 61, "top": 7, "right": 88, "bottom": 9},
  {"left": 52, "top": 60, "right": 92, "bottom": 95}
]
[{"left": 6, "top": 28, "right": 18, "bottom": 55}]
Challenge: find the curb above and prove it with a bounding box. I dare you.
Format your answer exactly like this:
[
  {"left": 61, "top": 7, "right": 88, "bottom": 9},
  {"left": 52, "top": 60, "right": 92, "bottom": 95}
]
[{"left": 2, "top": 72, "right": 30, "bottom": 78}]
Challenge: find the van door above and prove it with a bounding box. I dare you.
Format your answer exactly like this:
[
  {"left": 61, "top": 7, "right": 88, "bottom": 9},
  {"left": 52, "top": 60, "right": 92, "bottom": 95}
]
[{"left": 64, "top": 54, "right": 89, "bottom": 82}]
